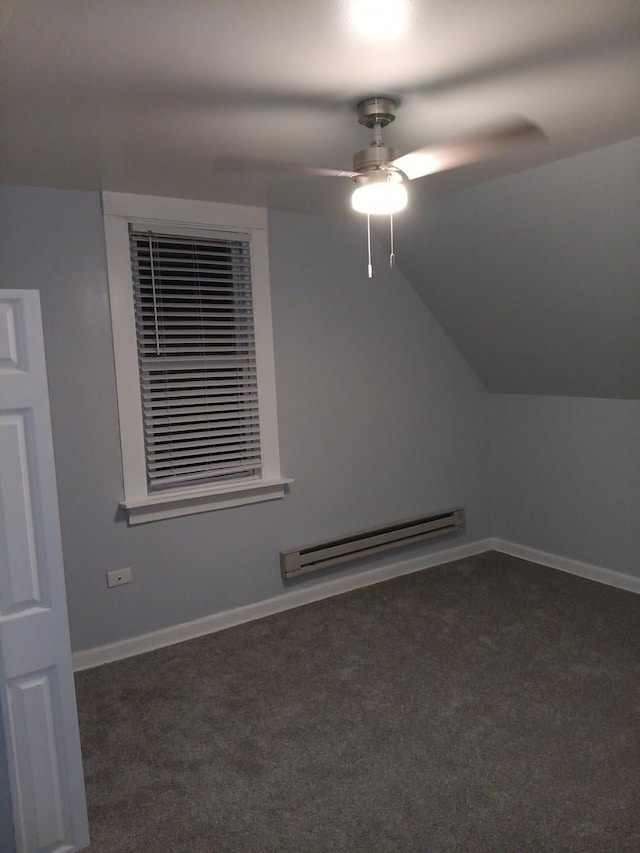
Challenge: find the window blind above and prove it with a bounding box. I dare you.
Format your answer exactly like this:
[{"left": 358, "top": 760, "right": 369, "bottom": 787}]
[{"left": 129, "top": 228, "right": 262, "bottom": 491}]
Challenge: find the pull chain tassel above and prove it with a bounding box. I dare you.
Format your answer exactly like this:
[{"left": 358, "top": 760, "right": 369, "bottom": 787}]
[{"left": 367, "top": 213, "right": 373, "bottom": 278}]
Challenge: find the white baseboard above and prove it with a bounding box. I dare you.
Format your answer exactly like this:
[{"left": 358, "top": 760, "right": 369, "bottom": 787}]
[
  {"left": 72, "top": 538, "right": 492, "bottom": 672},
  {"left": 490, "top": 538, "right": 640, "bottom": 594},
  {"left": 73, "top": 537, "right": 640, "bottom": 672}
]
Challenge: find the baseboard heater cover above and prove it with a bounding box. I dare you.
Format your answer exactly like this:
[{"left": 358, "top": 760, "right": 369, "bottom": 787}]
[{"left": 281, "top": 507, "right": 465, "bottom": 579}]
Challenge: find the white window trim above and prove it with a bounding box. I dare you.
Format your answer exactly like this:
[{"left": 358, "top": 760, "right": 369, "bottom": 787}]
[{"left": 102, "top": 191, "right": 291, "bottom": 524}]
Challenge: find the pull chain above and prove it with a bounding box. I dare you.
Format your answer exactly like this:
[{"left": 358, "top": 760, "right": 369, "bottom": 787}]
[
  {"left": 389, "top": 212, "right": 395, "bottom": 269},
  {"left": 367, "top": 213, "right": 373, "bottom": 278}
]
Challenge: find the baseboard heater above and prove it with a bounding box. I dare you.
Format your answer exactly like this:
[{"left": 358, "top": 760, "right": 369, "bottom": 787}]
[{"left": 280, "top": 507, "right": 465, "bottom": 579}]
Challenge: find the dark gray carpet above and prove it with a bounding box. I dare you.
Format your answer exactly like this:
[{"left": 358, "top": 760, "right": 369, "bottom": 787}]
[{"left": 75, "top": 551, "right": 640, "bottom": 852}]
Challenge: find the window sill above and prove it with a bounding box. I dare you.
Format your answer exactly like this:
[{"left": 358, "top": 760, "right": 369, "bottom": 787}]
[{"left": 120, "top": 477, "right": 293, "bottom": 525}]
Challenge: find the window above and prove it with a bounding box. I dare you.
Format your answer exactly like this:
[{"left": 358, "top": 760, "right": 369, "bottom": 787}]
[
  {"left": 103, "top": 192, "right": 289, "bottom": 524},
  {"left": 130, "top": 228, "right": 260, "bottom": 491}
]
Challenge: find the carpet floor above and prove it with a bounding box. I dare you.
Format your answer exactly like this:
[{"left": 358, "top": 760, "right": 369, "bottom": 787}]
[{"left": 74, "top": 551, "right": 640, "bottom": 852}]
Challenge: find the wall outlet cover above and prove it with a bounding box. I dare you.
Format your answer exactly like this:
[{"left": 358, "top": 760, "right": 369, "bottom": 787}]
[{"left": 106, "top": 567, "right": 133, "bottom": 588}]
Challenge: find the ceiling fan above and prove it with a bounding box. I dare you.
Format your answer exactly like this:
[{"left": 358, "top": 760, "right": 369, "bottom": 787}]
[{"left": 217, "top": 96, "right": 545, "bottom": 275}]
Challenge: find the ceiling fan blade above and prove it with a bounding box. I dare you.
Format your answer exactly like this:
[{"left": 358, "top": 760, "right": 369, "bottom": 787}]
[
  {"left": 391, "top": 119, "right": 547, "bottom": 180},
  {"left": 215, "top": 156, "right": 357, "bottom": 179}
]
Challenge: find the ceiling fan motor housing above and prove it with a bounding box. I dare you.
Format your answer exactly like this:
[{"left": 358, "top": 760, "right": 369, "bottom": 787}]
[{"left": 353, "top": 144, "right": 401, "bottom": 173}]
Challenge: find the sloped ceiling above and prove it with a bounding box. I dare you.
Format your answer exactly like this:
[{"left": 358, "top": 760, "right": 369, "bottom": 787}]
[
  {"left": 395, "top": 137, "right": 640, "bottom": 400},
  {"left": 1, "top": 0, "right": 639, "bottom": 398}
]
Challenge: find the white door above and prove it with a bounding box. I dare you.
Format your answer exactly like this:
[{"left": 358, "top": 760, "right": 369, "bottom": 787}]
[{"left": 0, "top": 291, "right": 89, "bottom": 852}]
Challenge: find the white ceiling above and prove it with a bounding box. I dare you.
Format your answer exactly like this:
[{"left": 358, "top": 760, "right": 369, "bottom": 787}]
[
  {"left": 2, "top": 0, "right": 639, "bottom": 214},
  {"left": 2, "top": 0, "right": 639, "bottom": 400}
]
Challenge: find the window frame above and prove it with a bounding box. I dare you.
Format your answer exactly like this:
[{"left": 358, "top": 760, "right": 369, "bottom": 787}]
[{"left": 103, "top": 192, "right": 290, "bottom": 524}]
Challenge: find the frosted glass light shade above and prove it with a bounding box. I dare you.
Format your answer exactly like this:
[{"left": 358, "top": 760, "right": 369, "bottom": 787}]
[{"left": 351, "top": 175, "right": 408, "bottom": 215}]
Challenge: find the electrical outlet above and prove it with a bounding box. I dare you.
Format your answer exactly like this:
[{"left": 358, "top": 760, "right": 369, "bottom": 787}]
[{"left": 106, "top": 567, "right": 133, "bottom": 588}]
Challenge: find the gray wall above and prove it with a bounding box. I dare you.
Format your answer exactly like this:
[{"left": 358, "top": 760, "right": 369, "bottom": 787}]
[
  {"left": 491, "top": 394, "right": 640, "bottom": 576},
  {"left": 0, "top": 185, "right": 490, "bottom": 653},
  {"left": 2, "top": 180, "right": 636, "bottom": 664}
]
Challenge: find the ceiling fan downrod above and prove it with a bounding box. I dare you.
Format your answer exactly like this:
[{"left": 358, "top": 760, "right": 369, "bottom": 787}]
[{"left": 353, "top": 96, "right": 401, "bottom": 174}]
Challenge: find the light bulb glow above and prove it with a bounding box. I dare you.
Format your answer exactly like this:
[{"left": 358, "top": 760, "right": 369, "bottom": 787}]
[
  {"left": 351, "top": 173, "right": 408, "bottom": 215},
  {"left": 348, "top": 0, "right": 409, "bottom": 41}
]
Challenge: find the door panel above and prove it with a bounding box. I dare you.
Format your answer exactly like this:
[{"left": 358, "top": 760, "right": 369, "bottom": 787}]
[
  {"left": 0, "top": 413, "right": 43, "bottom": 610},
  {"left": 0, "top": 291, "right": 89, "bottom": 852}
]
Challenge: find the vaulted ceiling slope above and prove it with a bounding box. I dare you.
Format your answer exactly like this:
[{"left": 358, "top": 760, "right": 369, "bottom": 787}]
[
  {"left": 395, "top": 137, "right": 640, "bottom": 400},
  {"left": 1, "top": 1, "right": 639, "bottom": 399}
]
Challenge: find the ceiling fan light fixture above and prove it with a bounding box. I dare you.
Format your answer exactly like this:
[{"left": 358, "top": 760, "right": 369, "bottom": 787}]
[{"left": 351, "top": 171, "right": 408, "bottom": 215}]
